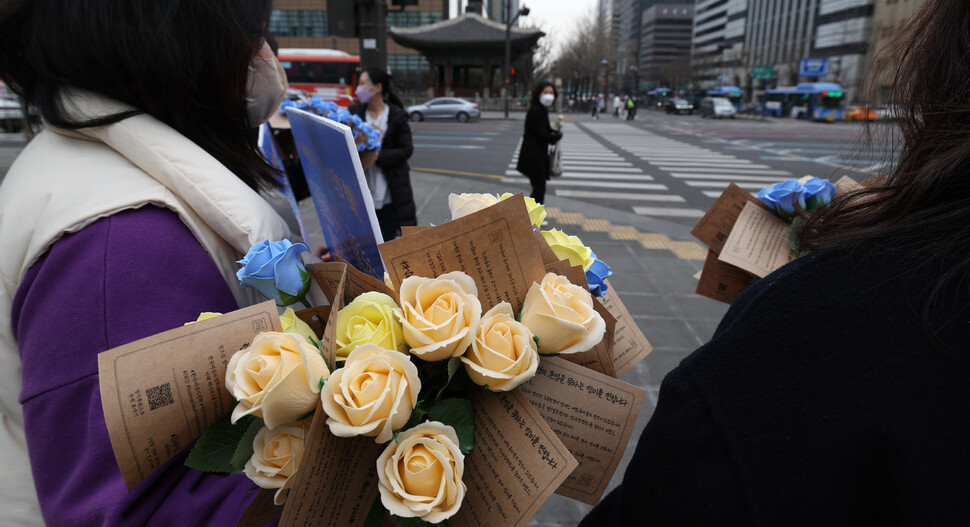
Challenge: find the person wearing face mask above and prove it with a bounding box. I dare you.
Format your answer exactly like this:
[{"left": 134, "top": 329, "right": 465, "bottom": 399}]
[
  {"left": 0, "top": 1, "right": 292, "bottom": 524},
  {"left": 516, "top": 81, "right": 563, "bottom": 204},
  {"left": 348, "top": 67, "right": 416, "bottom": 241}
]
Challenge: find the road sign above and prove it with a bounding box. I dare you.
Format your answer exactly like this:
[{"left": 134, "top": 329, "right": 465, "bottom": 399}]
[
  {"left": 752, "top": 65, "right": 773, "bottom": 80},
  {"left": 799, "top": 58, "right": 829, "bottom": 77}
]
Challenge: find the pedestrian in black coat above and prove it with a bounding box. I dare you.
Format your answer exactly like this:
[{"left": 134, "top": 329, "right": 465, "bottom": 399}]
[
  {"left": 582, "top": 0, "right": 970, "bottom": 523},
  {"left": 515, "top": 81, "right": 562, "bottom": 204},
  {"left": 349, "top": 67, "right": 416, "bottom": 241}
]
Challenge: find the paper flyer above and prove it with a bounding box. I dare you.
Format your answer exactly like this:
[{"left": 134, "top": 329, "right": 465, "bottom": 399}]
[
  {"left": 379, "top": 195, "right": 546, "bottom": 312},
  {"left": 279, "top": 402, "right": 383, "bottom": 526},
  {"left": 519, "top": 357, "right": 645, "bottom": 505},
  {"left": 599, "top": 280, "right": 653, "bottom": 378},
  {"left": 717, "top": 201, "right": 795, "bottom": 278},
  {"left": 97, "top": 302, "right": 281, "bottom": 490},
  {"left": 285, "top": 107, "right": 386, "bottom": 278},
  {"left": 452, "top": 390, "right": 579, "bottom": 527},
  {"left": 691, "top": 183, "right": 768, "bottom": 255},
  {"left": 695, "top": 249, "right": 756, "bottom": 304}
]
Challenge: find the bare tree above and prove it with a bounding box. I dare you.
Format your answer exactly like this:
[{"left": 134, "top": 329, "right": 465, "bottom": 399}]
[
  {"left": 552, "top": 8, "right": 611, "bottom": 95},
  {"left": 526, "top": 17, "right": 556, "bottom": 82}
]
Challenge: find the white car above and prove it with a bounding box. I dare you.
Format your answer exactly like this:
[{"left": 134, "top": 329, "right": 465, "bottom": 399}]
[{"left": 700, "top": 97, "right": 737, "bottom": 119}]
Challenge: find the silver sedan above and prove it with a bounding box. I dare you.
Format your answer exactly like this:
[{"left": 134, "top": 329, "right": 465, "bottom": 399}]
[{"left": 406, "top": 97, "right": 481, "bottom": 123}]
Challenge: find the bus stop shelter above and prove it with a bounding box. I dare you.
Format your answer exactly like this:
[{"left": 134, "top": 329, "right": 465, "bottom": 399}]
[{"left": 389, "top": 13, "right": 543, "bottom": 99}]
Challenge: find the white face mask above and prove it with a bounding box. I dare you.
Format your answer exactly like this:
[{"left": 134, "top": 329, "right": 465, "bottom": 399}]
[
  {"left": 245, "top": 55, "right": 288, "bottom": 126},
  {"left": 540, "top": 93, "right": 555, "bottom": 107}
]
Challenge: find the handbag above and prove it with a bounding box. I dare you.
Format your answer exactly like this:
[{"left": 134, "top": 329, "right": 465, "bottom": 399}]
[{"left": 548, "top": 142, "right": 563, "bottom": 177}]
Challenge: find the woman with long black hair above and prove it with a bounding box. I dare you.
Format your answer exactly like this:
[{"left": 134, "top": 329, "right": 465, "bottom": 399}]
[
  {"left": 582, "top": 1, "right": 970, "bottom": 524},
  {"left": 516, "top": 81, "right": 562, "bottom": 204},
  {"left": 0, "top": 1, "right": 292, "bottom": 524},
  {"left": 349, "top": 67, "right": 416, "bottom": 241}
]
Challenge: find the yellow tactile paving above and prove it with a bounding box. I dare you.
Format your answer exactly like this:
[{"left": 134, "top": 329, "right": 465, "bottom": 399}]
[{"left": 543, "top": 207, "right": 705, "bottom": 260}]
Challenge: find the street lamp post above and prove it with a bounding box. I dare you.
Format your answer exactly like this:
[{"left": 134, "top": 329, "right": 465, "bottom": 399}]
[{"left": 504, "top": 1, "right": 530, "bottom": 119}]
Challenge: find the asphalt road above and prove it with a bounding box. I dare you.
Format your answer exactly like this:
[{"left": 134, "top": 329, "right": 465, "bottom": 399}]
[{"left": 410, "top": 110, "right": 898, "bottom": 227}]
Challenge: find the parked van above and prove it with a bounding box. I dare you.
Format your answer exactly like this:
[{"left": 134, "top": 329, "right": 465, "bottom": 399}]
[{"left": 700, "top": 97, "right": 737, "bottom": 119}]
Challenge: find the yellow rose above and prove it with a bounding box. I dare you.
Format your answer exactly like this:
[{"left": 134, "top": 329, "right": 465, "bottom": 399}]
[
  {"left": 520, "top": 273, "right": 606, "bottom": 355},
  {"left": 498, "top": 192, "right": 546, "bottom": 227},
  {"left": 394, "top": 271, "right": 482, "bottom": 362},
  {"left": 184, "top": 312, "right": 222, "bottom": 325},
  {"left": 542, "top": 229, "right": 594, "bottom": 271},
  {"left": 335, "top": 292, "right": 406, "bottom": 359},
  {"left": 244, "top": 422, "right": 307, "bottom": 505},
  {"left": 377, "top": 421, "right": 466, "bottom": 523},
  {"left": 320, "top": 344, "right": 421, "bottom": 443},
  {"left": 280, "top": 307, "right": 318, "bottom": 344},
  {"left": 226, "top": 332, "right": 330, "bottom": 429},
  {"left": 460, "top": 302, "right": 538, "bottom": 391},
  {"left": 447, "top": 193, "right": 499, "bottom": 221}
]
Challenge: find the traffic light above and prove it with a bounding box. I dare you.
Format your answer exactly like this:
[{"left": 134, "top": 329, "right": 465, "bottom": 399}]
[{"left": 510, "top": 67, "right": 516, "bottom": 78}]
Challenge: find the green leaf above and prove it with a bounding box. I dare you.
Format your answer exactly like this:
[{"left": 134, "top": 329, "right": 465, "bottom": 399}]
[
  {"left": 229, "top": 417, "right": 264, "bottom": 471},
  {"left": 434, "top": 357, "right": 463, "bottom": 401},
  {"left": 402, "top": 402, "right": 428, "bottom": 432},
  {"left": 185, "top": 413, "right": 258, "bottom": 473},
  {"left": 363, "top": 493, "right": 387, "bottom": 527},
  {"left": 788, "top": 215, "right": 806, "bottom": 254},
  {"left": 533, "top": 335, "right": 540, "bottom": 346},
  {"left": 428, "top": 398, "right": 475, "bottom": 454}
]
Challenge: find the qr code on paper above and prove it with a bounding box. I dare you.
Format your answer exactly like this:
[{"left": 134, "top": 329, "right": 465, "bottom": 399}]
[{"left": 146, "top": 383, "right": 174, "bottom": 411}]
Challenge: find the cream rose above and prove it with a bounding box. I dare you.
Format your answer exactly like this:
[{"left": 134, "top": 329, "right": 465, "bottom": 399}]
[
  {"left": 394, "top": 272, "right": 482, "bottom": 362},
  {"left": 461, "top": 302, "right": 538, "bottom": 391},
  {"left": 498, "top": 192, "right": 546, "bottom": 227},
  {"left": 520, "top": 273, "right": 606, "bottom": 355},
  {"left": 377, "top": 421, "right": 466, "bottom": 523},
  {"left": 448, "top": 193, "right": 499, "bottom": 221},
  {"left": 542, "top": 229, "right": 594, "bottom": 270},
  {"left": 335, "top": 292, "right": 406, "bottom": 359},
  {"left": 244, "top": 422, "right": 307, "bottom": 505},
  {"left": 226, "top": 332, "right": 330, "bottom": 429},
  {"left": 320, "top": 344, "right": 421, "bottom": 443}
]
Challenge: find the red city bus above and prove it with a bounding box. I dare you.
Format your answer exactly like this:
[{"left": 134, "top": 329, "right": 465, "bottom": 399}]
[{"left": 278, "top": 48, "right": 360, "bottom": 107}]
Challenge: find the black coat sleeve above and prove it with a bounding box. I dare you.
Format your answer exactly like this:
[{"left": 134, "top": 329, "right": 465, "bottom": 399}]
[
  {"left": 524, "top": 105, "right": 562, "bottom": 145},
  {"left": 376, "top": 108, "right": 413, "bottom": 169}
]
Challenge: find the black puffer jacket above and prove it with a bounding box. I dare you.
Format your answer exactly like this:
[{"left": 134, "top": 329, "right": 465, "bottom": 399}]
[
  {"left": 516, "top": 101, "right": 562, "bottom": 181},
  {"left": 350, "top": 103, "right": 416, "bottom": 226}
]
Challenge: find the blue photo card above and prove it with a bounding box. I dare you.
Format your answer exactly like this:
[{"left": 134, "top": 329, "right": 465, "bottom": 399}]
[{"left": 284, "top": 107, "right": 386, "bottom": 278}]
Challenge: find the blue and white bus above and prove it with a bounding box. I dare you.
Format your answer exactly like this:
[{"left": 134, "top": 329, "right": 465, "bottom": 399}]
[
  {"left": 763, "top": 82, "right": 845, "bottom": 121},
  {"left": 705, "top": 86, "right": 744, "bottom": 111}
]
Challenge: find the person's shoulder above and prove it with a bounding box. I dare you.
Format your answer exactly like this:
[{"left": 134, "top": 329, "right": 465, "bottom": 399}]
[{"left": 387, "top": 103, "right": 407, "bottom": 121}]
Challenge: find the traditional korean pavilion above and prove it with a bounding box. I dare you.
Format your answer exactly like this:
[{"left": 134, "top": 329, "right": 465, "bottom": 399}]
[{"left": 388, "top": 10, "right": 544, "bottom": 99}]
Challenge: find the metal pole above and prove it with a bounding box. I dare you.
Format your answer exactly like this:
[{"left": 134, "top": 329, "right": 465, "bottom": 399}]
[{"left": 504, "top": 0, "right": 511, "bottom": 119}]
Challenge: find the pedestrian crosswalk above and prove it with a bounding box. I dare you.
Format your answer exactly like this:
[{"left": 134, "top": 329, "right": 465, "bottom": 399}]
[{"left": 507, "top": 122, "right": 794, "bottom": 220}]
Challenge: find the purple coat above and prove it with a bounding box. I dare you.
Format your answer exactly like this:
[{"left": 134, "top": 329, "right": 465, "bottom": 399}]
[{"left": 12, "top": 206, "right": 270, "bottom": 526}]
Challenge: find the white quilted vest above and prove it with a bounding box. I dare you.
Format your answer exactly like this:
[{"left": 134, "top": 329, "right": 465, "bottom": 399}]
[{"left": 0, "top": 90, "right": 289, "bottom": 524}]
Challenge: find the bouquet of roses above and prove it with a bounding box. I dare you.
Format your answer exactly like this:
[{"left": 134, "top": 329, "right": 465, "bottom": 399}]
[{"left": 97, "top": 195, "right": 653, "bottom": 527}]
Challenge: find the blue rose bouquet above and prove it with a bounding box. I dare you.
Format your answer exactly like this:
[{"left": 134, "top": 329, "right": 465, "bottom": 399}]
[
  {"left": 276, "top": 98, "right": 382, "bottom": 169},
  {"left": 756, "top": 177, "right": 837, "bottom": 251}
]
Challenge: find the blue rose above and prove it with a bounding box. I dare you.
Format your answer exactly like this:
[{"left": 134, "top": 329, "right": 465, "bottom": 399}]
[
  {"left": 236, "top": 240, "right": 311, "bottom": 307},
  {"left": 278, "top": 99, "right": 297, "bottom": 112},
  {"left": 584, "top": 253, "right": 613, "bottom": 298},
  {"left": 329, "top": 109, "right": 351, "bottom": 125},
  {"left": 322, "top": 101, "right": 339, "bottom": 115},
  {"left": 756, "top": 179, "right": 806, "bottom": 220},
  {"left": 350, "top": 115, "right": 364, "bottom": 128},
  {"left": 802, "top": 177, "right": 836, "bottom": 212},
  {"left": 366, "top": 138, "right": 382, "bottom": 150},
  {"left": 356, "top": 140, "right": 367, "bottom": 153}
]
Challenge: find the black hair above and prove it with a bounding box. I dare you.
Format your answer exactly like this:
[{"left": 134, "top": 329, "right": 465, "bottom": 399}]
[
  {"left": 0, "top": 0, "right": 277, "bottom": 190},
  {"left": 361, "top": 67, "right": 405, "bottom": 109},
  {"left": 530, "top": 81, "right": 557, "bottom": 105}
]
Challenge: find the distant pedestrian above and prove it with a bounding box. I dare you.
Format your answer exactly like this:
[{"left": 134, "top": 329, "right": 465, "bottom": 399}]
[
  {"left": 591, "top": 99, "right": 599, "bottom": 119},
  {"left": 625, "top": 96, "right": 635, "bottom": 120},
  {"left": 613, "top": 95, "right": 621, "bottom": 117},
  {"left": 516, "top": 81, "right": 562, "bottom": 204},
  {"left": 349, "top": 67, "right": 416, "bottom": 241}
]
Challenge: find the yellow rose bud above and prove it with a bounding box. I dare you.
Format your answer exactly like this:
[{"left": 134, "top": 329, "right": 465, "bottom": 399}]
[
  {"left": 377, "top": 421, "right": 466, "bottom": 524},
  {"left": 226, "top": 332, "right": 330, "bottom": 429},
  {"left": 244, "top": 422, "right": 307, "bottom": 505},
  {"left": 541, "top": 228, "right": 594, "bottom": 271},
  {"left": 335, "top": 292, "right": 406, "bottom": 359},
  {"left": 498, "top": 193, "right": 546, "bottom": 227},
  {"left": 184, "top": 312, "right": 222, "bottom": 325},
  {"left": 461, "top": 302, "right": 538, "bottom": 391},
  {"left": 520, "top": 273, "right": 606, "bottom": 355},
  {"left": 447, "top": 193, "right": 499, "bottom": 221},
  {"left": 320, "top": 344, "right": 421, "bottom": 443},
  {"left": 394, "top": 271, "right": 482, "bottom": 362},
  {"left": 280, "top": 307, "right": 318, "bottom": 345}
]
